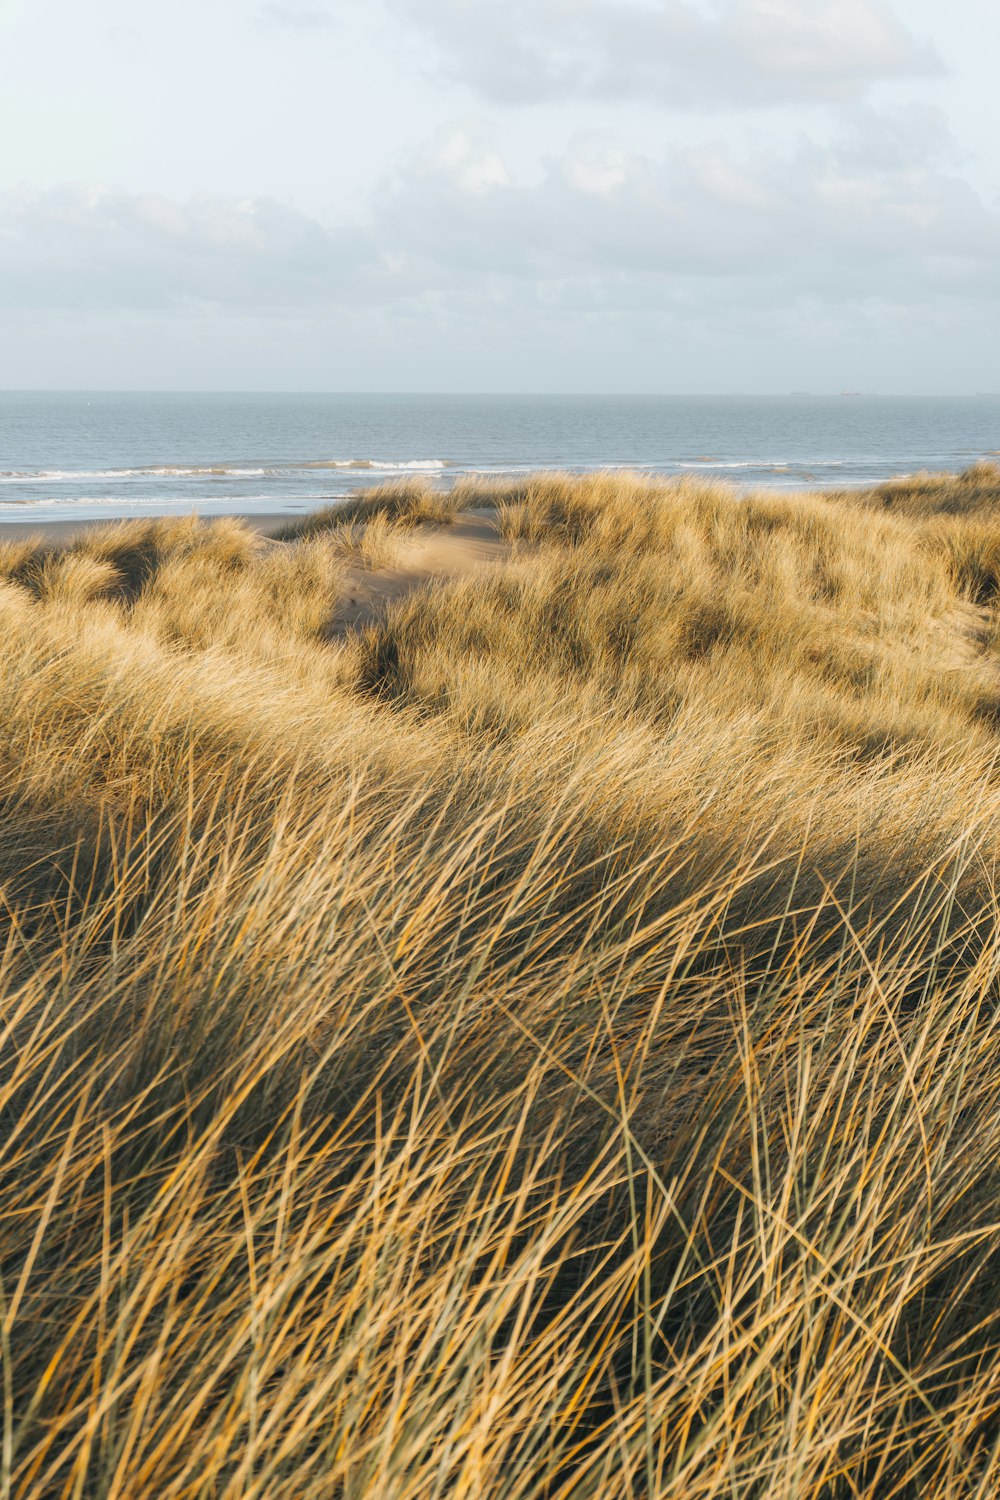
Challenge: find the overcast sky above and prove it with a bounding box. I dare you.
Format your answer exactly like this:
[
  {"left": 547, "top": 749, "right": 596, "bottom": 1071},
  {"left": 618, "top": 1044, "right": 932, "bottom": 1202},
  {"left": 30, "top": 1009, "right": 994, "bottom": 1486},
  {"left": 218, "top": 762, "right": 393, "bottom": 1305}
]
[{"left": 1, "top": 0, "right": 997, "bottom": 392}]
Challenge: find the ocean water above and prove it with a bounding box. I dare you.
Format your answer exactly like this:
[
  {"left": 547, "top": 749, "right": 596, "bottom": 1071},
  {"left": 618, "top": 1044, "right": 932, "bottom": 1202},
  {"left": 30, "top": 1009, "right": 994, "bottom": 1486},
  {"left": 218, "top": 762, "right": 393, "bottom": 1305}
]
[{"left": 1, "top": 392, "right": 998, "bottom": 523}]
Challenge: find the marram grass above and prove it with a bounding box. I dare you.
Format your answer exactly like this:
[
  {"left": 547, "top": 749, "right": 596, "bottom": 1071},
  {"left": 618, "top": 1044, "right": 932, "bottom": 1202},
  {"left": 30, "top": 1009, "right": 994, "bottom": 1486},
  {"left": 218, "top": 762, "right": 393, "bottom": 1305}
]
[{"left": 4, "top": 469, "right": 1000, "bottom": 1495}]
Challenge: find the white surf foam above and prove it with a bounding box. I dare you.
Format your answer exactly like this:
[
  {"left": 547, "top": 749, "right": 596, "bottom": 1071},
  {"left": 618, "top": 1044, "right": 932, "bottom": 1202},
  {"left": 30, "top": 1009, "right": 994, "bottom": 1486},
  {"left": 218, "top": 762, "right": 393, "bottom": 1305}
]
[
  {"left": 305, "top": 459, "right": 449, "bottom": 472},
  {"left": 0, "top": 466, "right": 272, "bottom": 483}
]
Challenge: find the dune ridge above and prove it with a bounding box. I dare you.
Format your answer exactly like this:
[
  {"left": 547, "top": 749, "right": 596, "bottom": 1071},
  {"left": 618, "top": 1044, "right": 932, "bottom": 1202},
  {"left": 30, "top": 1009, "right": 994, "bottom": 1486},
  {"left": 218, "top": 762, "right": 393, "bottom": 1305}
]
[{"left": 3, "top": 467, "right": 1000, "bottom": 1495}]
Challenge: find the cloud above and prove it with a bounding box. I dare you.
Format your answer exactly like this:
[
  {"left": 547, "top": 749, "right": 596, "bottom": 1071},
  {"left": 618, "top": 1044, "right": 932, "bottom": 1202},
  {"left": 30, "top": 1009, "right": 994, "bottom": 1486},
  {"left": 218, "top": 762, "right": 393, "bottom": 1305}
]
[
  {"left": 384, "top": 0, "right": 942, "bottom": 108},
  {"left": 407, "top": 120, "right": 513, "bottom": 195},
  {"left": 0, "top": 185, "right": 371, "bottom": 311},
  {"left": 370, "top": 112, "right": 1000, "bottom": 309},
  {"left": 3, "top": 104, "right": 997, "bottom": 336},
  {"left": 258, "top": 3, "right": 334, "bottom": 29},
  {"left": 831, "top": 102, "right": 966, "bottom": 173}
]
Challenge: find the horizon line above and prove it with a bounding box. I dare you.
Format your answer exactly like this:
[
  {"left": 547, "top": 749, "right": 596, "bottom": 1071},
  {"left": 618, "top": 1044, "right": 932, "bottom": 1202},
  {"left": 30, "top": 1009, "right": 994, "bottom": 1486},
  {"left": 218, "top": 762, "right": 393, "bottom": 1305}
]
[{"left": 1, "top": 389, "right": 997, "bottom": 400}]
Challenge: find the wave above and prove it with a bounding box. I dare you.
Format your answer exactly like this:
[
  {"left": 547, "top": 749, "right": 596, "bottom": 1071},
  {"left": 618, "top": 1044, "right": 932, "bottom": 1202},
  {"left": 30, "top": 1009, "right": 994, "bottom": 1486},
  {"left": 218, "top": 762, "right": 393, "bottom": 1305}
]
[
  {"left": 0, "top": 456, "right": 856, "bottom": 487},
  {"left": 675, "top": 458, "right": 847, "bottom": 471},
  {"left": 0, "top": 466, "right": 271, "bottom": 483},
  {"left": 0, "top": 458, "right": 452, "bottom": 483},
  {"left": 302, "top": 459, "right": 450, "bottom": 472}
]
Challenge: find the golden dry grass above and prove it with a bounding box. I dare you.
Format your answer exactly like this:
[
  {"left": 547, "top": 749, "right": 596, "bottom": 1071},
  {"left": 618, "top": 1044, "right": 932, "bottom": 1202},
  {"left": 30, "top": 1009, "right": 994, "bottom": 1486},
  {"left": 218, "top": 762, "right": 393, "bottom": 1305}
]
[{"left": 4, "top": 468, "right": 1000, "bottom": 1496}]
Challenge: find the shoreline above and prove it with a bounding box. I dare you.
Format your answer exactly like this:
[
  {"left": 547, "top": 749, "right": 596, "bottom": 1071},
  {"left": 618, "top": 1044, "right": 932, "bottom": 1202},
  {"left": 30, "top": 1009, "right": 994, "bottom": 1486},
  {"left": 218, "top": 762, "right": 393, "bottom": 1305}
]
[{"left": 0, "top": 511, "right": 294, "bottom": 545}]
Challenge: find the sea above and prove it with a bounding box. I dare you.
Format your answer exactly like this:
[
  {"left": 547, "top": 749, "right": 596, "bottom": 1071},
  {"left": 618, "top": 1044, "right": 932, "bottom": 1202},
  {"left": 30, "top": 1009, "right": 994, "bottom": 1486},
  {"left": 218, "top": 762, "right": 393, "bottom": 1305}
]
[{"left": 1, "top": 392, "right": 998, "bottom": 525}]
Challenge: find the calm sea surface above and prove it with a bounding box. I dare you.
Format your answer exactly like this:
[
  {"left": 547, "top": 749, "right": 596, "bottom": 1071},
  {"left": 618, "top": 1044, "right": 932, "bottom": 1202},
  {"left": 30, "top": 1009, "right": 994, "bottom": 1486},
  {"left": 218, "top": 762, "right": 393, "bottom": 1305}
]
[{"left": 1, "top": 392, "right": 998, "bottom": 523}]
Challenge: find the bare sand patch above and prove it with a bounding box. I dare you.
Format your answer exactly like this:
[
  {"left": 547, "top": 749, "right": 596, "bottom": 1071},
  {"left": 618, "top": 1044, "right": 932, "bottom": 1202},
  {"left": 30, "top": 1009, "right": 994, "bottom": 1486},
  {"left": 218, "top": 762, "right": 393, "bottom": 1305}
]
[{"left": 327, "top": 510, "right": 517, "bottom": 635}]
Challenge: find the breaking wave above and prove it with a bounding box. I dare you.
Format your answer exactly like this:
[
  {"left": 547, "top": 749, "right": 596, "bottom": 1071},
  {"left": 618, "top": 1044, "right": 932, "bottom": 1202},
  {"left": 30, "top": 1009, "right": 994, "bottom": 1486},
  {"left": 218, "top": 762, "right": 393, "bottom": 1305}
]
[{"left": 0, "top": 459, "right": 451, "bottom": 483}]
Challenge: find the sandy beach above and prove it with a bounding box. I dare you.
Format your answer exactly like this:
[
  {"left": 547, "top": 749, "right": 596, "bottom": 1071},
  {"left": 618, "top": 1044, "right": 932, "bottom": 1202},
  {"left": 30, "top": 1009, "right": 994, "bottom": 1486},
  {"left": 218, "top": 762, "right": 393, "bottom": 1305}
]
[{"left": 0, "top": 511, "right": 294, "bottom": 545}]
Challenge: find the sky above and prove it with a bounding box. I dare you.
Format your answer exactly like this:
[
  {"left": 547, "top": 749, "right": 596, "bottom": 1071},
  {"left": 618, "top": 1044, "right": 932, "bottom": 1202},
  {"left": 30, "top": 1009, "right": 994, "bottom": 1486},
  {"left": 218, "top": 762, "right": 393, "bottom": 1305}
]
[{"left": 1, "top": 0, "right": 997, "bottom": 393}]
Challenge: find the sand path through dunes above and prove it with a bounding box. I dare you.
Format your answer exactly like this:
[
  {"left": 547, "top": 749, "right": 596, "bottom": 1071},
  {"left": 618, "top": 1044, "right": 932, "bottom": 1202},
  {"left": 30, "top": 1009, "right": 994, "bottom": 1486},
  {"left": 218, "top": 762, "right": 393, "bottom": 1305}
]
[{"left": 327, "top": 511, "right": 516, "bottom": 636}]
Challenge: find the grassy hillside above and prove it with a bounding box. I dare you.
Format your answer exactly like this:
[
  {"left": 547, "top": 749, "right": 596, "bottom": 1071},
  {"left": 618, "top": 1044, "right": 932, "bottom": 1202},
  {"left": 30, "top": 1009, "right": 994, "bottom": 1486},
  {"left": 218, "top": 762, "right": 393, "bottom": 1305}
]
[{"left": 3, "top": 467, "right": 1000, "bottom": 1496}]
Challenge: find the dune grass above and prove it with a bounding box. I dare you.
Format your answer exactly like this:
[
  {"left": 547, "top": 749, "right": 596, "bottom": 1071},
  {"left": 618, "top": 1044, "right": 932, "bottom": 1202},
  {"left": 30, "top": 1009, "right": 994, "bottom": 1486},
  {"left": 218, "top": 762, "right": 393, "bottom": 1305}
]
[{"left": 4, "top": 467, "right": 1000, "bottom": 1495}]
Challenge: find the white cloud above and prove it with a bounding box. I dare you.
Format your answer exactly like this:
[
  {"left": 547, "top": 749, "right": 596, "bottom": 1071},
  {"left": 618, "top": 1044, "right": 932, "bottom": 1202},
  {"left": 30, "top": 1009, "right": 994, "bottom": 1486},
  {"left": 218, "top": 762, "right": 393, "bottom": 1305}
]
[
  {"left": 373, "top": 112, "right": 1000, "bottom": 305},
  {"left": 258, "top": 3, "right": 334, "bottom": 28},
  {"left": 2, "top": 106, "right": 996, "bottom": 334},
  {"left": 410, "top": 121, "right": 513, "bottom": 196},
  {"left": 384, "top": 0, "right": 942, "bottom": 108},
  {"left": 0, "top": 185, "right": 370, "bottom": 310}
]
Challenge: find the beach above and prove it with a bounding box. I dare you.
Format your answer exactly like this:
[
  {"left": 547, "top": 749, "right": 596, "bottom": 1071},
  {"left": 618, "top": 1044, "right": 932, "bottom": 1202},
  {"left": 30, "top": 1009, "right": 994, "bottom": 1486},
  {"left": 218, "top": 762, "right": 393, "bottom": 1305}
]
[
  {"left": 0, "top": 510, "right": 293, "bottom": 545},
  {"left": 3, "top": 392, "right": 999, "bottom": 533}
]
